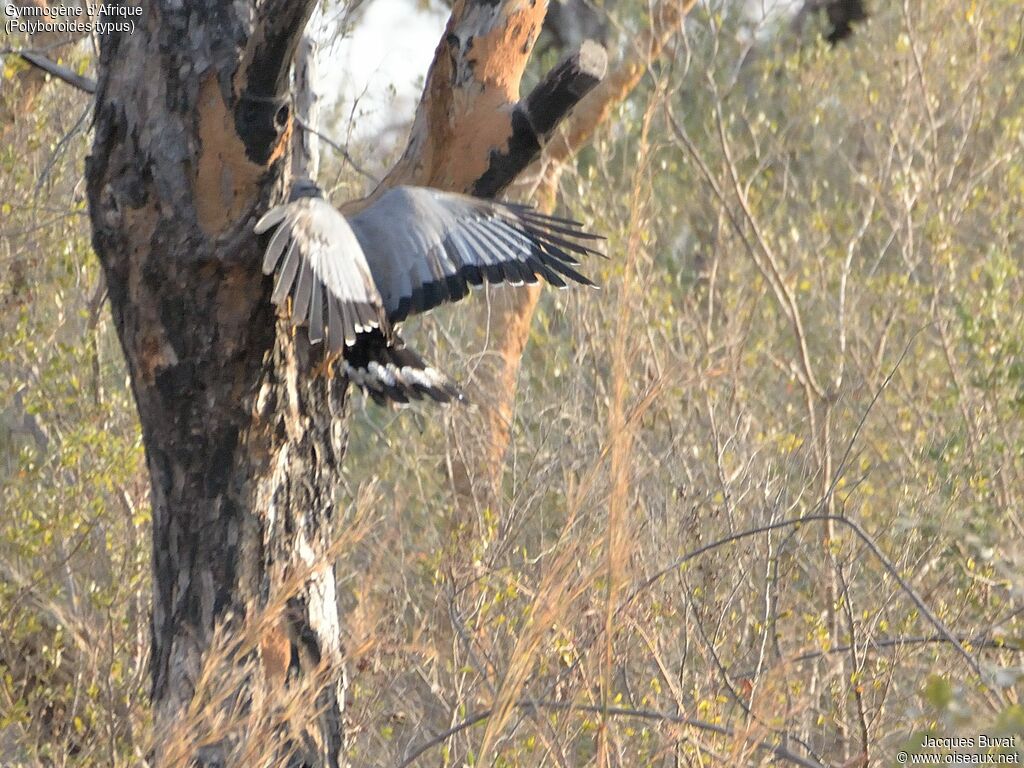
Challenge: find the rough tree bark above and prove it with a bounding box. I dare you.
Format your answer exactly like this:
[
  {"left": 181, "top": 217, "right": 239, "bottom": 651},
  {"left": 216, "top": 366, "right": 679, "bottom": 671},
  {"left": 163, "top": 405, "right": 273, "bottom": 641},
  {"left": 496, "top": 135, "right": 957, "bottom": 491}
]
[
  {"left": 450, "top": 0, "right": 696, "bottom": 508},
  {"left": 84, "top": 0, "right": 603, "bottom": 765}
]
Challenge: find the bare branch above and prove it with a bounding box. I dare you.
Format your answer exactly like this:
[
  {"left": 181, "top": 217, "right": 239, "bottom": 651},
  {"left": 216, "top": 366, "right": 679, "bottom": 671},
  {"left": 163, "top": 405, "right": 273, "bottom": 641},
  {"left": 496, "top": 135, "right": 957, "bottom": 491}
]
[
  {"left": 295, "top": 117, "right": 377, "bottom": 183},
  {"left": 791, "top": 635, "right": 1018, "bottom": 667},
  {"left": 376, "top": 0, "right": 602, "bottom": 199},
  {"left": 15, "top": 50, "right": 96, "bottom": 94},
  {"left": 626, "top": 513, "right": 984, "bottom": 679}
]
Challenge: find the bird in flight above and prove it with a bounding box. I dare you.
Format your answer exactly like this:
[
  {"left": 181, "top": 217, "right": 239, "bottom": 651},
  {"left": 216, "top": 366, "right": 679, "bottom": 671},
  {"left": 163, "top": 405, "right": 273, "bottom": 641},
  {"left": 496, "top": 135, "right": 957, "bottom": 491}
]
[{"left": 256, "top": 181, "right": 603, "bottom": 406}]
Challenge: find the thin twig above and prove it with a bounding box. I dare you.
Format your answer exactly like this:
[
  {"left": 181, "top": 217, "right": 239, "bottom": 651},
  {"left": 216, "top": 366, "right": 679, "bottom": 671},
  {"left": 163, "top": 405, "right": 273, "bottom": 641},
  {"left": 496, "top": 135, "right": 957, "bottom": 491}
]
[
  {"left": 398, "top": 700, "right": 824, "bottom": 768},
  {"left": 294, "top": 116, "right": 377, "bottom": 183},
  {"left": 35, "top": 100, "right": 91, "bottom": 196},
  {"left": 791, "top": 635, "right": 1017, "bottom": 667},
  {"left": 727, "top": 634, "right": 1021, "bottom": 683},
  {"left": 626, "top": 513, "right": 983, "bottom": 679}
]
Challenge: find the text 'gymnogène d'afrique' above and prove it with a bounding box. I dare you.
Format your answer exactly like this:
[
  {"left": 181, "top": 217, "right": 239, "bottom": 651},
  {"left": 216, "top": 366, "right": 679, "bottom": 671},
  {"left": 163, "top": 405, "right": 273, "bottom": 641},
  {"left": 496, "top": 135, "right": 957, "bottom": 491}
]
[{"left": 4, "top": 3, "right": 140, "bottom": 36}]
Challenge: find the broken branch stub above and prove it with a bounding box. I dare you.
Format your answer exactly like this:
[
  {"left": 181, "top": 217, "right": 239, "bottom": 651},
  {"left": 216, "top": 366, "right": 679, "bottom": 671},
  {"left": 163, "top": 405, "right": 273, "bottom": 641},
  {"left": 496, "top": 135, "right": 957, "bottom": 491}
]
[{"left": 473, "top": 39, "right": 608, "bottom": 199}]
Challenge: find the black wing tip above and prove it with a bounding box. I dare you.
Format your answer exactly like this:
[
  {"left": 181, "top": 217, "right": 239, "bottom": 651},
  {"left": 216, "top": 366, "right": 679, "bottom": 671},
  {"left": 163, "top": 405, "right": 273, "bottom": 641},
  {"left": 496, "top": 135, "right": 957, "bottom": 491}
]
[
  {"left": 513, "top": 207, "right": 605, "bottom": 240},
  {"left": 503, "top": 208, "right": 607, "bottom": 283},
  {"left": 418, "top": 381, "right": 469, "bottom": 405}
]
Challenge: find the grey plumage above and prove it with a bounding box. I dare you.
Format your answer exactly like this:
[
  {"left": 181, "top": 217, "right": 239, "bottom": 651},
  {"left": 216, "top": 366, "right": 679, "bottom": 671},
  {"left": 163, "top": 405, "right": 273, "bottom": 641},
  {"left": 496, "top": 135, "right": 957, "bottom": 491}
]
[
  {"left": 257, "top": 194, "right": 385, "bottom": 352},
  {"left": 255, "top": 183, "right": 603, "bottom": 405}
]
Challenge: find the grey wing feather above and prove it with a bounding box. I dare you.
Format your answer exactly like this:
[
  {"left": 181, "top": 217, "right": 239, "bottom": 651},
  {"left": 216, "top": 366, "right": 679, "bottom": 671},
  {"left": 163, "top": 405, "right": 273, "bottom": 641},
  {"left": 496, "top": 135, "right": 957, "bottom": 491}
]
[
  {"left": 348, "top": 186, "right": 603, "bottom": 322},
  {"left": 256, "top": 196, "right": 387, "bottom": 349}
]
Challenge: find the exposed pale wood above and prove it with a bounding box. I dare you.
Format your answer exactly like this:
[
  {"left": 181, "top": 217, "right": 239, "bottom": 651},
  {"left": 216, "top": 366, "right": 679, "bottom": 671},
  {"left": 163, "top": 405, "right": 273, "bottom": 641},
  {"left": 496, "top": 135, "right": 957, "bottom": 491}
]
[
  {"left": 376, "top": 0, "right": 549, "bottom": 193},
  {"left": 473, "top": 40, "right": 606, "bottom": 198},
  {"left": 374, "top": 1, "right": 603, "bottom": 200}
]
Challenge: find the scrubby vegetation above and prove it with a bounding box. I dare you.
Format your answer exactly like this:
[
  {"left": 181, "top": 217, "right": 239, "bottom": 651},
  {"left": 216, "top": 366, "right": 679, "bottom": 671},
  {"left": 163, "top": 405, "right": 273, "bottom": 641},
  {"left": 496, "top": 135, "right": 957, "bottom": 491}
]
[{"left": 3, "top": 1, "right": 1024, "bottom": 765}]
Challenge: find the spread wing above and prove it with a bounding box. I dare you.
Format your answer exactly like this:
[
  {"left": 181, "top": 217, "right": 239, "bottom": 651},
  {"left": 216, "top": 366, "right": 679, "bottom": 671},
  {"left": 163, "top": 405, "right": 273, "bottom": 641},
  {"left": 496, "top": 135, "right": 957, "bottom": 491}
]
[
  {"left": 255, "top": 196, "right": 388, "bottom": 352},
  {"left": 348, "top": 186, "right": 604, "bottom": 322}
]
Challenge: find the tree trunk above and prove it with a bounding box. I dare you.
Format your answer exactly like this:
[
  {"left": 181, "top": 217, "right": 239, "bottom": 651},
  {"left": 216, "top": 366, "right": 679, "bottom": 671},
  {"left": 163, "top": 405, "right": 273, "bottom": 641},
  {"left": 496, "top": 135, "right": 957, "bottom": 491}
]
[
  {"left": 85, "top": 1, "right": 603, "bottom": 765},
  {"left": 86, "top": 1, "right": 344, "bottom": 763}
]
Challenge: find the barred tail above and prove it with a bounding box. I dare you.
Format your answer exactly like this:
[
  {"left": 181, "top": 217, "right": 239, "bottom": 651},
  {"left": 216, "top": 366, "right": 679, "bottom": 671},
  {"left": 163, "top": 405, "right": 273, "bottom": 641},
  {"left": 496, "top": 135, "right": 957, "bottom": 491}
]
[{"left": 342, "top": 330, "right": 465, "bottom": 406}]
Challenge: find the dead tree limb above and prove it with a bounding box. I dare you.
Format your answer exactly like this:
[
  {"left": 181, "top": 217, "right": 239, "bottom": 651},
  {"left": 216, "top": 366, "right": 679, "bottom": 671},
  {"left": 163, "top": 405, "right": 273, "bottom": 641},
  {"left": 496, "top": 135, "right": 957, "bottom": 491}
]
[
  {"left": 16, "top": 51, "right": 96, "bottom": 94},
  {"left": 472, "top": 39, "right": 607, "bottom": 198}
]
